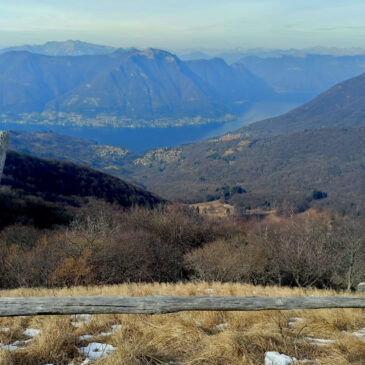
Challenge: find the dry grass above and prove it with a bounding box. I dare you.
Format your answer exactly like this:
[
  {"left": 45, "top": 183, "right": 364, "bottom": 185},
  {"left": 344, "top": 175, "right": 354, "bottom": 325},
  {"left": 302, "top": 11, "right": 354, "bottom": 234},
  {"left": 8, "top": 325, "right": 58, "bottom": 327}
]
[
  {"left": 189, "top": 200, "right": 235, "bottom": 218},
  {"left": 0, "top": 282, "right": 364, "bottom": 364}
]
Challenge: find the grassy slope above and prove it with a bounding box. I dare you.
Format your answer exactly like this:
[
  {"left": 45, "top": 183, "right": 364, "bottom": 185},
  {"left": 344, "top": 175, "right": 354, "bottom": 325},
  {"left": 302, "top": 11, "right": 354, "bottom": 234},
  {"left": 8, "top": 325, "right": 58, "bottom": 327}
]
[{"left": 0, "top": 283, "right": 364, "bottom": 365}]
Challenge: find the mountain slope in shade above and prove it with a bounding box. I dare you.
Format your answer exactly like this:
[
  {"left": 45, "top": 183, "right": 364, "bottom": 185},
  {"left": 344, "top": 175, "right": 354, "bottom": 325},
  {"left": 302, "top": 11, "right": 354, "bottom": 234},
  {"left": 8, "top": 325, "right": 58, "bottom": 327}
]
[
  {"left": 0, "top": 48, "right": 274, "bottom": 125},
  {"left": 185, "top": 58, "right": 273, "bottom": 112},
  {"left": 47, "top": 49, "right": 225, "bottom": 119},
  {"left": 0, "top": 40, "right": 116, "bottom": 56},
  {"left": 237, "top": 54, "right": 365, "bottom": 102},
  {"left": 2, "top": 151, "right": 163, "bottom": 208},
  {"left": 0, "top": 51, "right": 115, "bottom": 114},
  {"left": 239, "top": 71, "right": 365, "bottom": 139}
]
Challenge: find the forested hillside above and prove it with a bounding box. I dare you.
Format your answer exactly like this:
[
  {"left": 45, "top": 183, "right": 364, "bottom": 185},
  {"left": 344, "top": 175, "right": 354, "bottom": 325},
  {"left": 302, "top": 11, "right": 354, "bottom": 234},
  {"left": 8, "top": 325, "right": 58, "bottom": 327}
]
[
  {"left": 0, "top": 151, "right": 163, "bottom": 229},
  {"left": 9, "top": 127, "right": 365, "bottom": 214},
  {"left": 127, "top": 127, "right": 365, "bottom": 212}
]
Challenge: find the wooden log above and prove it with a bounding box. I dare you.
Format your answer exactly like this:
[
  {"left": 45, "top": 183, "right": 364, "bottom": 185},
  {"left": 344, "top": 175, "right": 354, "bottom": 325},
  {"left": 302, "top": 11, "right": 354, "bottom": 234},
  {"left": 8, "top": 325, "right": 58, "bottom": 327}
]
[
  {"left": 0, "top": 296, "right": 364, "bottom": 317},
  {"left": 0, "top": 131, "right": 9, "bottom": 184}
]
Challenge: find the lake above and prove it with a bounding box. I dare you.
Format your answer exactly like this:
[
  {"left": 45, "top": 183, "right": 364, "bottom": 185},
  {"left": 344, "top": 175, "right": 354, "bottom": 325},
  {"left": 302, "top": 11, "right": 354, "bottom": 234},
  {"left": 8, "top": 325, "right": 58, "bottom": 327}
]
[{"left": 0, "top": 102, "right": 298, "bottom": 153}]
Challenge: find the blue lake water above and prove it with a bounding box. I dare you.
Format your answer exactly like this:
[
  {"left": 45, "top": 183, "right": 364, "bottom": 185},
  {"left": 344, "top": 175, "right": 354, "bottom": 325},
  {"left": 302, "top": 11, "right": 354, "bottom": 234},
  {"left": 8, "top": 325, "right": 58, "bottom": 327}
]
[{"left": 0, "top": 102, "right": 299, "bottom": 153}]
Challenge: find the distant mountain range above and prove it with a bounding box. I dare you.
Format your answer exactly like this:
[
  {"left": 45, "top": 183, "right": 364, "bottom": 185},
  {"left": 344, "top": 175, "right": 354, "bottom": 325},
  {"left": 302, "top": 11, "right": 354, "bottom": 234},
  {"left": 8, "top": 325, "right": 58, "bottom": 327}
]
[
  {"left": 0, "top": 40, "right": 116, "bottom": 56},
  {"left": 0, "top": 48, "right": 274, "bottom": 127},
  {"left": 179, "top": 46, "right": 365, "bottom": 64},
  {"left": 2, "top": 40, "right": 364, "bottom": 60},
  {"left": 9, "top": 70, "right": 365, "bottom": 213},
  {"left": 237, "top": 54, "right": 365, "bottom": 102},
  {"left": 1, "top": 41, "right": 365, "bottom": 127}
]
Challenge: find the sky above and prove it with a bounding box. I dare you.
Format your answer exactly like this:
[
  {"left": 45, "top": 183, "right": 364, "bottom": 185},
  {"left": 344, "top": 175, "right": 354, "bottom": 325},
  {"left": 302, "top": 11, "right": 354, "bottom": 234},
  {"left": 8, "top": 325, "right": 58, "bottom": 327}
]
[{"left": 0, "top": 0, "right": 365, "bottom": 52}]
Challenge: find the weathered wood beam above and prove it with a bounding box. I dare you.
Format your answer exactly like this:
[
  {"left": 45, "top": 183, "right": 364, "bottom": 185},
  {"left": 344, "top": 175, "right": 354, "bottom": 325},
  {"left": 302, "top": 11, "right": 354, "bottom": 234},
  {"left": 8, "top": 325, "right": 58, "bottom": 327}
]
[
  {"left": 0, "top": 131, "right": 10, "bottom": 184},
  {"left": 0, "top": 296, "right": 364, "bottom": 317}
]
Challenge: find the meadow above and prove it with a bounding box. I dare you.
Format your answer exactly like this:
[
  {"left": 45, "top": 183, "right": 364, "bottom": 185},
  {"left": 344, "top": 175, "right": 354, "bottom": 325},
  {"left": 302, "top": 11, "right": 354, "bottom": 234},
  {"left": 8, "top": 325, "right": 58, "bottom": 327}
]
[{"left": 0, "top": 282, "right": 364, "bottom": 365}]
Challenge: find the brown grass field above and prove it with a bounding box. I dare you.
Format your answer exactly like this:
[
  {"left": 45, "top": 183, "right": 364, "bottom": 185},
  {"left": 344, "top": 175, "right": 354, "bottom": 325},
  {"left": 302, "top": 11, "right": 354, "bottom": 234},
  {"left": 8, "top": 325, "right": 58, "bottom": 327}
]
[
  {"left": 0, "top": 282, "right": 364, "bottom": 364},
  {"left": 189, "top": 200, "right": 236, "bottom": 218}
]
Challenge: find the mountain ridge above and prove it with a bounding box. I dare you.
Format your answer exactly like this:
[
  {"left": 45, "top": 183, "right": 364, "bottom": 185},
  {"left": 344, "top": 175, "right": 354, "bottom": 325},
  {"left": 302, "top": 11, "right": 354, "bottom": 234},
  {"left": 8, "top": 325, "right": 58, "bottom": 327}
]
[
  {"left": 238, "top": 71, "right": 365, "bottom": 138},
  {"left": 0, "top": 40, "right": 117, "bottom": 56},
  {"left": 0, "top": 48, "right": 274, "bottom": 126},
  {"left": 237, "top": 54, "right": 365, "bottom": 102}
]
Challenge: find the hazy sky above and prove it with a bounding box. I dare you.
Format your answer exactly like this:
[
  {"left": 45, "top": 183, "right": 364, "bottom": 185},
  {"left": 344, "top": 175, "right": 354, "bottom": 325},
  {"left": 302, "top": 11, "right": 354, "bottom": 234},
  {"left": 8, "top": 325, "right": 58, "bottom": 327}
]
[{"left": 1, "top": 0, "right": 365, "bottom": 51}]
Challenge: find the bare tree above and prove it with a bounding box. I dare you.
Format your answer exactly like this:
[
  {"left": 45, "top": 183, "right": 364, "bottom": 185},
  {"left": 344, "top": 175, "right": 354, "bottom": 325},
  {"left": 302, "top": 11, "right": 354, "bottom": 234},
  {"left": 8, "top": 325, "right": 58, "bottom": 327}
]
[{"left": 332, "top": 216, "right": 365, "bottom": 291}]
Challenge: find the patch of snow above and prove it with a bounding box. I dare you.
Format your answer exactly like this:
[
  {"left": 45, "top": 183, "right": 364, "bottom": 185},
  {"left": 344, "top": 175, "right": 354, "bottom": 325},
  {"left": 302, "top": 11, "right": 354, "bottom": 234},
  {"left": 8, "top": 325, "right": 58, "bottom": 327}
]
[
  {"left": 343, "top": 327, "right": 365, "bottom": 340},
  {"left": 79, "top": 325, "right": 122, "bottom": 341},
  {"left": 24, "top": 328, "right": 40, "bottom": 337},
  {"left": 100, "top": 331, "right": 113, "bottom": 337},
  {"left": 12, "top": 339, "right": 32, "bottom": 346},
  {"left": 215, "top": 323, "right": 229, "bottom": 330},
  {"left": 353, "top": 331, "right": 365, "bottom": 339},
  {"left": 288, "top": 318, "right": 303, "bottom": 327},
  {"left": 111, "top": 324, "right": 122, "bottom": 333},
  {"left": 71, "top": 314, "right": 93, "bottom": 327},
  {"left": 79, "top": 342, "right": 116, "bottom": 361},
  {"left": 100, "top": 325, "right": 122, "bottom": 337},
  {"left": 79, "top": 334, "right": 94, "bottom": 341},
  {"left": 73, "top": 314, "right": 93, "bottom": 321},
  {"left": 264, "top": 351, "right": 297, "bottom": 365},
  {"left": 0, "top": 338, "right": 33, "bottom": 351},
  {"left": 306, "top": 336, "right": 335, "bottom": 346},
  {"left": 0, "top": 328, "right": 10, "bottom": 332},
  {"left": 0, "top": 343, "right": 19, "bottom": 351}
]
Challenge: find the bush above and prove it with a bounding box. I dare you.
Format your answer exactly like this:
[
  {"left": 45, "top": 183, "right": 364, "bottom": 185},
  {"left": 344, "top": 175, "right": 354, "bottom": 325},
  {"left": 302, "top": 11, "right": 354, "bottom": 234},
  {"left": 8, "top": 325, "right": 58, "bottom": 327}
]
[{"left": 312, "top": 190, "right": 328, "bottom": 200}]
